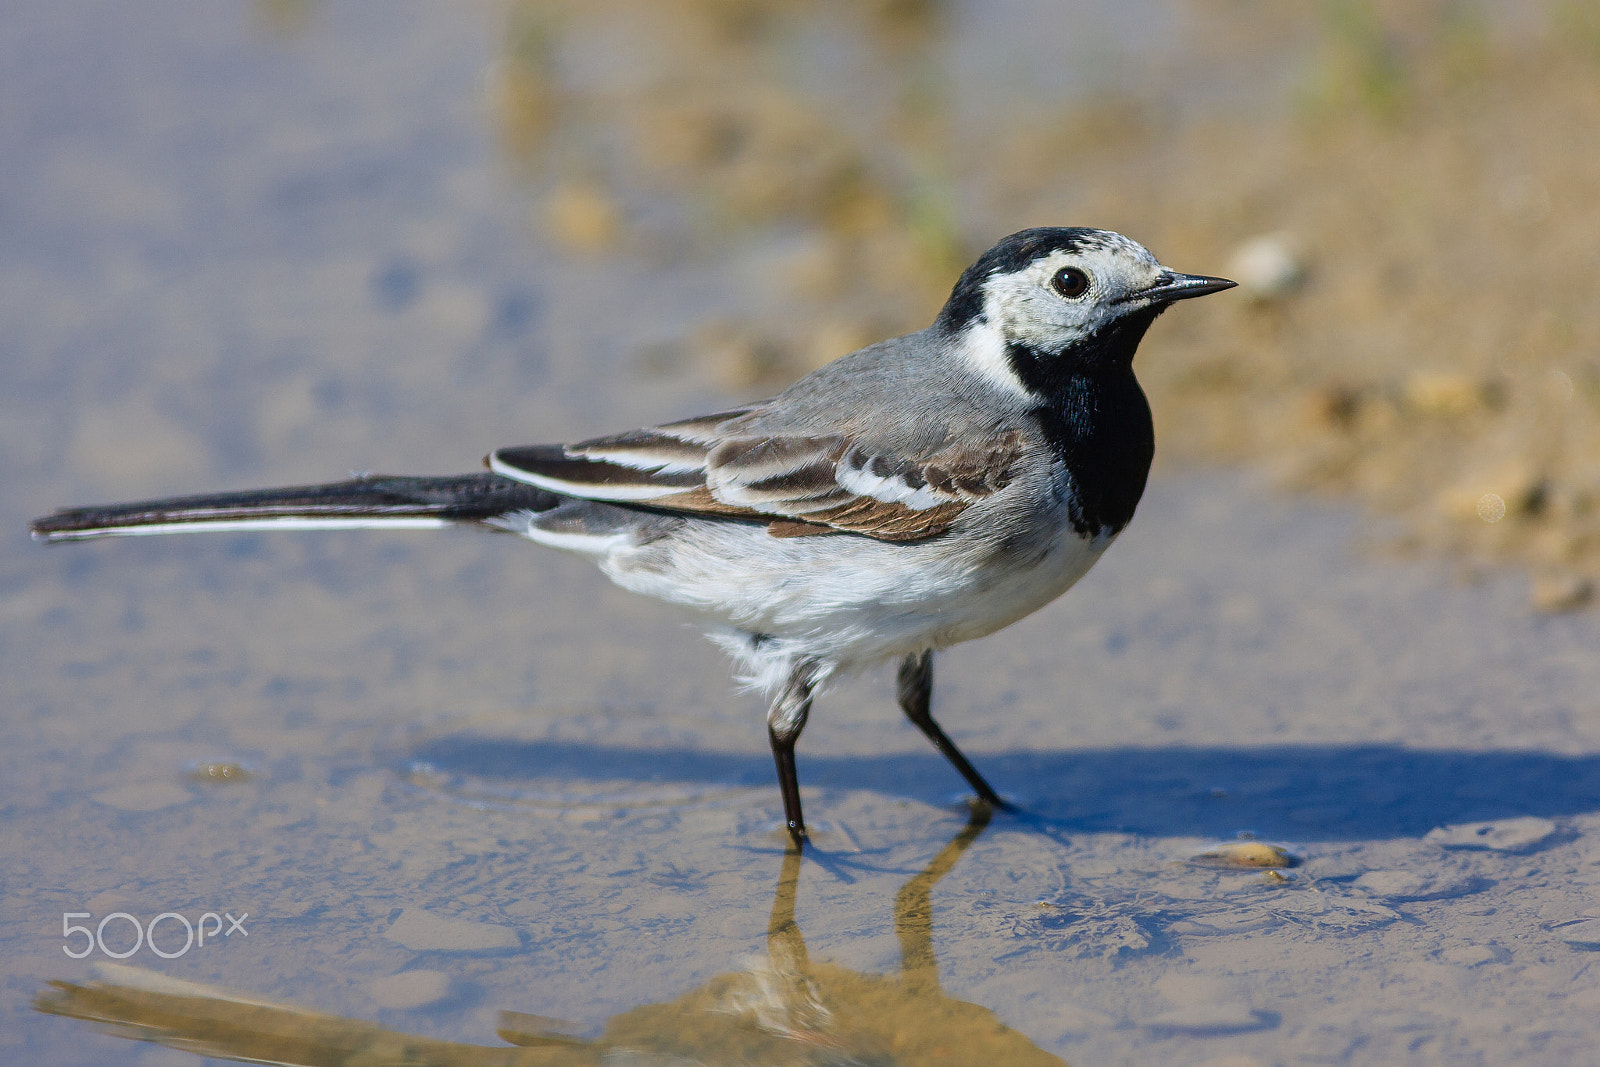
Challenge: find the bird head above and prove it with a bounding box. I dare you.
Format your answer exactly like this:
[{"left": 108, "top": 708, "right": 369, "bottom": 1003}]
[{"left": 936, "top": 227, "right": 1234, "bottom": 394}]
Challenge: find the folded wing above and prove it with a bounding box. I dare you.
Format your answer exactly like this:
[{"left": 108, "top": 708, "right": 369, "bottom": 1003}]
[{"left": 488, "top": 407, "right": 1023, "bottom": 542}]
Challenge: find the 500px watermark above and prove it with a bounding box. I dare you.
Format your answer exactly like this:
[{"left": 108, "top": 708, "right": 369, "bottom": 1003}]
[{"left": 62, "top": 911, "right": 248, "bottom": 959}]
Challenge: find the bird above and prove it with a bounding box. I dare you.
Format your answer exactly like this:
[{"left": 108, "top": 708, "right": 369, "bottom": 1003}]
[{"left": 31, "top": 226, "right": 1235, "bottom": 847}]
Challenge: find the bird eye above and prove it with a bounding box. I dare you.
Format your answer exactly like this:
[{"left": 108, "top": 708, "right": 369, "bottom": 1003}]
[{"left": 1051, "top": 266, "right": 1091, "bottom": 299}]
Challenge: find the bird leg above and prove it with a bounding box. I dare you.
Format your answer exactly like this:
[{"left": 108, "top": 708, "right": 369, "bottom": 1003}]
[
  {"left": 897, "top": 650, "right": 1007, "bottom": 808},
  {"left": 768, "top": 660, "right": 819, "bottom": 848}
]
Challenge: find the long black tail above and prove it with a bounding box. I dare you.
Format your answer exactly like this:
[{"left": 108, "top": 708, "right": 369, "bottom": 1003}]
[{"left": 30, "top": 473, "right": 561, "bottom": 544}]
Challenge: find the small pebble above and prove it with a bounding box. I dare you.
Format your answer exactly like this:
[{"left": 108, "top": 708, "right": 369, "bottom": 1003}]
[
  {"left": 1188, "top": 841, "right": 1297, "bottom": 869},
  {"left": 188, "top": 761, "right": 253, "bottom": 783}
]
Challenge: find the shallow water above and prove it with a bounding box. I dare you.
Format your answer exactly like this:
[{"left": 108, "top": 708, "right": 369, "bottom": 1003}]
[{"left": 5, "top": 3, "right": 1600, "bottom": 1065}]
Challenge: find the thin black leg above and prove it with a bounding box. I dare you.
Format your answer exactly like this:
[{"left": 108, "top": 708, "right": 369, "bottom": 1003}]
[
  {"left": 768, "top": 661, "right": 818, "bottom": 848},
  {"left": 897, "top": 650, "right": 1008, "bottom": 809}
]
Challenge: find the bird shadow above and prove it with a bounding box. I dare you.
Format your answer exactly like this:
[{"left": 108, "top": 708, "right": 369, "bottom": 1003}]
[{"left": 406, "top": 735, "right": 1600, "bottom": 843}]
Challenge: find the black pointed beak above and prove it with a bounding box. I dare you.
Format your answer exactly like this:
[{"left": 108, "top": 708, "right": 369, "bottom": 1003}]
[{"left": 1139, "top": 270, "right": 1237, "bottom": 303}]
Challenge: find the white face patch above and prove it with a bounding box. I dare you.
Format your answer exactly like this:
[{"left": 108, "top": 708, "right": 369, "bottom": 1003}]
[
  {"left": 954, "top": 315, "right": 1034, "bottom": 399},
  {"left": 978, "top": 233, "right": 1166, "bottom": 355}
]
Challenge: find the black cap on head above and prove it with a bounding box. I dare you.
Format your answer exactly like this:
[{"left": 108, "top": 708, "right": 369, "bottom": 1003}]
[{"left": 936, "top": 227, "right": 1104, "bottom": 334}]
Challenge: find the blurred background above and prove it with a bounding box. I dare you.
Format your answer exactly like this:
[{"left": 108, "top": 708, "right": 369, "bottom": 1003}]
[
  {"left": 12, "top": 0, "right": 1600, "bottom": 604},
  {"left": 478, "top": 0, "right": 1600, "bottom": 609}
]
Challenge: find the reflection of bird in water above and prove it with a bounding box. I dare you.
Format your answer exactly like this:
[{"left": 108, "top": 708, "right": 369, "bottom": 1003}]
[{"left": 36, "top": 806, "right": 1065, "bottom": 1065}]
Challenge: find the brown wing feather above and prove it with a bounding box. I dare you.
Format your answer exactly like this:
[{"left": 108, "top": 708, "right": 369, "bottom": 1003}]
[
  {"left": 763, "top": 519, "right": 845, "bottom": 539},
  {"left": 490, "top": 419, "right": 1024, "bottom": 543}
]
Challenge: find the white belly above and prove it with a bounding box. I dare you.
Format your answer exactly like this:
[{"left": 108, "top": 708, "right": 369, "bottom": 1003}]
[{"left": 586, "top": 506, "right": 1111, "bottom": 673}]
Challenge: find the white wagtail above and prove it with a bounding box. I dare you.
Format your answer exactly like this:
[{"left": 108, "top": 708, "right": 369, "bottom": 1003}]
[{"left": 33, "top": 227, "right": 1234, "bottom": 845}]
